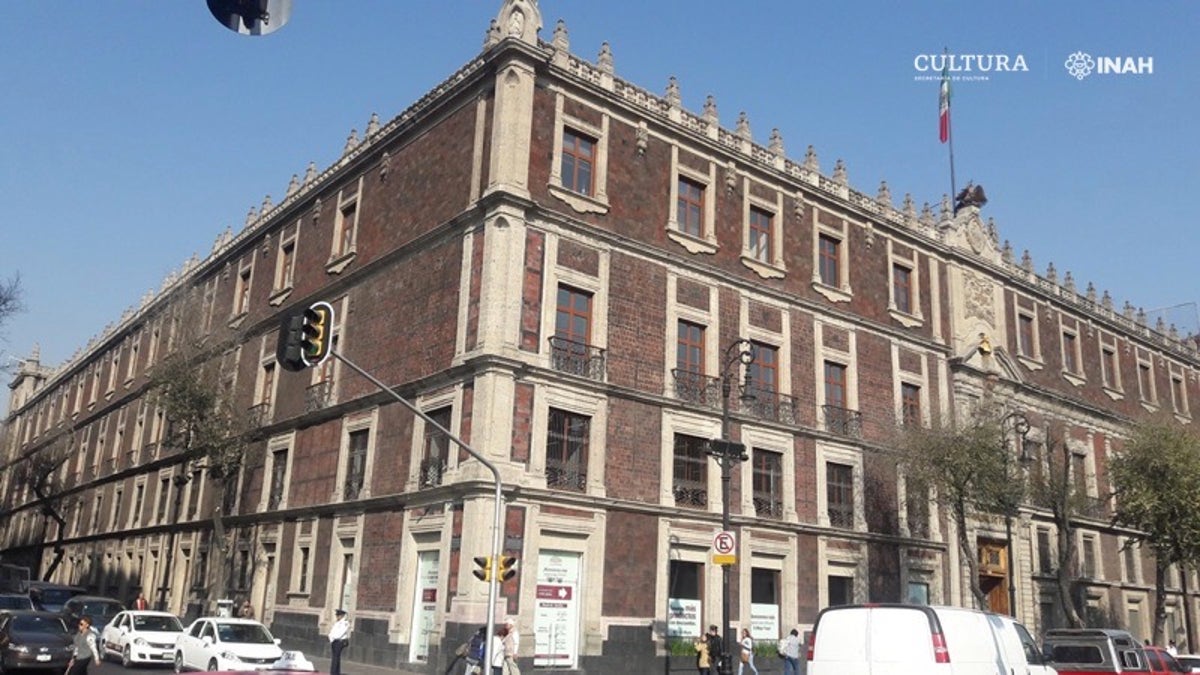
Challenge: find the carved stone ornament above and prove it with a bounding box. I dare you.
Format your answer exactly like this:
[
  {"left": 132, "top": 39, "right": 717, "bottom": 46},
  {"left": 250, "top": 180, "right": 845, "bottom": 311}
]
[
  {"left": 966, "top": 214, "right": 989, "bottom": 255},
  {"left": 380, "top": 151, "right": 391, "bottom": 181},
  {"left": 769, "top": 128, "right": 784, "bottom": 157},
  {"left": 665, "top": 76, "right": 681, "bottom": 108},
  {"left": 803, "top": 145, "right": 819, "bottom": 171},
  {"left": 635, "top": 121, "right": 648, "bottom": 156},
  {"left": 963, "top": 270, "right": 995, "bottom": 325},
  {"left": 495, "top": 0, "right": 541, "bottom": 46}
]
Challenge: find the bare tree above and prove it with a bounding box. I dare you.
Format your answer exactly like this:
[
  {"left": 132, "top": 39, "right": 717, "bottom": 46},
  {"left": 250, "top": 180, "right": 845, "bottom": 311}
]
[
  {"left": 1025, "top": 422, "right": 1086, "bottom": 628},
  {"left": 1108, "top": 419, "right": 1200, "bottom": 644},
  {"left": 899, "top": 406, "right": 1013, "bottom": 609},
  {"left": 10, "top": 430, "right": 77, "bottom": 580},
  {"left": 0, "top": 274, "right": 21, "bottom": 331}
]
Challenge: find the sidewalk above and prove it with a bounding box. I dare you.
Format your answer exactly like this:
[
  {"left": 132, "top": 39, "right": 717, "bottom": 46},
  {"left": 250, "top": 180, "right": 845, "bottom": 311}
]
[{"left": 306, "top": 652, "right": 428, "bottom": 675}]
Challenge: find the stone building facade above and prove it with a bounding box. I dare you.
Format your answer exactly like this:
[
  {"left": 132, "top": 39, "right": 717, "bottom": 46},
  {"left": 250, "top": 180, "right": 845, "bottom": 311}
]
[{"left": 4, "top": 1, "right": 1200, "bottom": 672}]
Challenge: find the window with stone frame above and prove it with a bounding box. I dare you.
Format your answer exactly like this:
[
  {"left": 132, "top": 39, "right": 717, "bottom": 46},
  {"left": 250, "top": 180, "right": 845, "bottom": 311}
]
[
  {"left": 1081, "top": 533, "right": 1098, "bottom": 578},
  {"left": 826, "top": 461, "right": 855, "bottom": 528},
  {"left": 268, "top": 448, "right": 288, "bottom": 510},
  {"left": 892, "top": 264, "right": 913, "bottom": 315},
  {"left": 545, "top": 408, "right": 589, "bottom": 492},
  {"left": 676, "top": 176, "right": 705, "bottom": 238},
  {"left": 274, "top": 233, "right": 297, "bottom": 292},
  {"left": 561, "top": 128, "right": 596, "bottom": 196},
  {"left": 1101, "top": 340, "right": 1121, "bottom": 391},
  {"left": 1062, "top": 330, "right": 1080, "bottom": 374},
  {"left": 419, "top": 407, "right": 452, "bottom": 488},
  {"left": 1137, "top": 356, "right": 1156, "bottom": 404},
  {"left": 1037, "top": 528, "right": 1054, "bottom": 573},
  {"left": 676, "top": 319, "right": 705, "bottom": 374},
  {"left": 828, "top": 575, "right": 854, "bottom": 606},
  {"left": 749, "top": 342, "right": 778, "bottom": 393},
  {"left": 905, "top": 475, "right": 930, "bottom": 539},
  {"left": 900, "top": 382, "right": 921, "bottom": 427},
  {"left": 1017, "top": 312, "right": 1037, "bottom": 359},
  {"left": 155, "top": 476, "right": 170, "bottom": 523},
  {"left": 751, "top": 448, "right": 783, "bottom": 519},
  {"left": 747, "top": 206, "right": 773, "bottom": 264},
  {"left": 234, "top": 266, "right": 252, "bottom": 316},
  {"left": 818, "top": 234, "right": 840, "bottom": 288},
  {"left": 1171, "top": 373, "right": 1188, "bottom": 416},
  {"left": 672, "top": 434, "right": 708, "bottom": 509},
  {"left": 297, "top": 546, "right": 311, "bottom": 593},
  {"left": 551, "top": 284, "right": 597, "bottom": 377},
  {"left": 344, "top": 429, "right": 369, "bottom": 501}
]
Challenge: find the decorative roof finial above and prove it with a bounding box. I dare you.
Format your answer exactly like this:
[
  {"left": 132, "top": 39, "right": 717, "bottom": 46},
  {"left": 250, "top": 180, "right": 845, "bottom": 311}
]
[
  {"left": 876, "top": 180, "right": 891, "bottom": 206},
  {"left": 702, "top": 94, "right": 718, "bottom": 126},
  {"left": 769, "top": 128, "right": 784, "bottom": 157},
  {"left": 245, "top": 206, "right": 258, "bottom": 227},
  {"left": 735, "top": 111, "right": 751, "bottom": 141},
  {"left": 484, "top": 18, "right": 501, "bottom": 48},
  {"left": 1001, "top": 240, "right": 1013, "bottom": 263},
  {"left": 304, "top": 161, "right": 317, "bottom": 184},
  {"left": 1086, "top": 282, "right": 1097, "bottom": 303},
  {"left": 343, "top": 129, "right": 359, "bottom": 155},
  {"left": 286, "top": 174, "right": 300, "bottom": 196},
  {"left": 1063, "top": 271, "right": 1075, "bottom": 293},
  {"left": 597, "top": 42, "right": 613, "bottom": 74},
  {"left": 261, "top": 194, "right": 273, "bottom": 214},
  {"left": 902, "top": 193, "right": 916, "bottom": 220},
  {"left": 1021, "top": 249, "right": 1033, "bottom": 272},
  {"left": 803, "top": 145, "right": 819, "bottom": 171},
  {"left": 552, "top": 18, "right": 569, "bottom": 55},
  {"left": 833, "top": 159, "right": 848, "bottom": 185},
  {"left": 1102, "top": 290, "right": 1113, "bottom": 310},
  {"left": 665, "top": 76, "right": 681, "bottom": 108},
  {"left": 1045, "top": 262, "right": 1057, "bottom": 283},
  {"left": 365, "top": 112, "right": 380, "bottom": 137}
]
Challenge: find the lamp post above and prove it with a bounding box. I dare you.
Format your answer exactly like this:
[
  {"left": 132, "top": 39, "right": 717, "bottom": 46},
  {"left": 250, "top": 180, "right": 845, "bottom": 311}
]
[
  {"left": 1000, "top": 411, "right": 1030, "bottom": 617},
  {"left": 707, "top": 339, "right": 755, "bottom": 675}
]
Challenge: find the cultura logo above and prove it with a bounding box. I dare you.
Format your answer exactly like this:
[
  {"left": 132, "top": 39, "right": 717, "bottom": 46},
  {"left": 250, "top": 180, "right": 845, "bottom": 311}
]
[
  {"left": 1065, "top": 51, "right": 1153, "bottom": 80},
  {"left": 1064, "top": 51, "right": 1094, "bottom": 80}
]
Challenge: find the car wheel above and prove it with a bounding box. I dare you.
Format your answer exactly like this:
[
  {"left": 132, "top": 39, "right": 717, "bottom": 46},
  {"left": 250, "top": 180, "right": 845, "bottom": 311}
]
[
  {"left": 122, "top": 645, "right": 133, "bottom": 668},
  {"left": 207, "top": 658, "right": 219, "bottom": 672},
  {"left": 174, "top": 652, "right": 184, "bottom": 674}
]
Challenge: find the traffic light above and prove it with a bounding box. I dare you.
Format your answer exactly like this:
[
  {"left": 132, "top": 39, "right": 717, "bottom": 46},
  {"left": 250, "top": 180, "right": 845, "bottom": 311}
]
[
  {"left": 496, "top": 555, "right": 518, "bottom": 582},
  {"left": 276, "top": 301, "right": 335, "bottom": 372},
  {"left": 472, "top": 556, "right": 492, "bottom": 582}
]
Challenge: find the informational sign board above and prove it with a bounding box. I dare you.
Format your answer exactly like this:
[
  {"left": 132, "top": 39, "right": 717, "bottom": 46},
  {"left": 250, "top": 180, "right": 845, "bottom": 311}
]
[
  {"left": 667, "top": 598, "right": 703, "bottom": 638},
  {"left": 409, "top": 551, "right": 439, "bottom": 662},
  {"left": 750, "top": 603, "right": 779, "bottom": 641},
  {"left": 534, "top": 551, "right": 581, "bottom": 669}
]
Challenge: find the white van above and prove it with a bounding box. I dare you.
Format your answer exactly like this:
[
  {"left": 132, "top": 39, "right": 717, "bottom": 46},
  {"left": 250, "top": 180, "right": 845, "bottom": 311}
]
[{"left": 806, "top": 603, "right": 1056, "bottom": 675}]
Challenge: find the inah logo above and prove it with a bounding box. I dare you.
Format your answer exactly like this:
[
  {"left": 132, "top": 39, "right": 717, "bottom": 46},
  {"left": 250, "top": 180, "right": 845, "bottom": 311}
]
[
  {"left": 1065, "top": 51, "right": 1153, "bottom": 80},
  {"left": 1064, "top": 51, "right": 1094, "bottom": 80}
]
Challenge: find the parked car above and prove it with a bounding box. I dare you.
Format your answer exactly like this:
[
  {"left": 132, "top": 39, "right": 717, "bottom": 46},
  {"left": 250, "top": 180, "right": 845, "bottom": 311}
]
[
  {"left": 25, "top": 583, "right": 86, "bottom": 613},
  {"left": 1143, "top": 645, "right": 1188, "bottom": 674},
  {"left": 174, "top": 617, "right": 284, "bottom": 672},
  {"left": 0, "top": 594, "right": 34, "bottom": 611},
  {"left": 101, "top": 610, "right": 185, "bottom": 667},
  {"left": 805, "top": 603, "right": 1055, "bottom": 674},
  {"left": 60, "top": 595, "right": 125, "bottom": 633},
  {"left": 1043, "top": 628, "right": 1151, "bottom": 674},
  {"left": 1175, "top": 653, "right": 1200, "bottom": 673},
  {"left": 0, "top": 610, "right": 75, "bottom": 672}
]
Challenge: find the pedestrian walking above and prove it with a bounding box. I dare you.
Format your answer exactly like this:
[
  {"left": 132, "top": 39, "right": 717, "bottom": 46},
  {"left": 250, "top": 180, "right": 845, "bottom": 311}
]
[
  {"left": 778, "top": 628, "right": 801, "bottom": 675},
  {"left": 489, "top": 628, "right": 506, "bottom": 675},
  {"left": 502, "top": 617, "right": 521, "bottom": 675},
  {"left": 133, "top": 592, "right": 148, "bottom": 611},
  {"left": 66, "top": 616, "right": 101, "bottom": 675},
  {"left": 694, "top": 635, "right": 711, "bottom": 675},
  {"left": 704, "top": 625, "right": 724, "bottom": 675},
  {"left": 737, "top": 628, "right": 758, "bottom": 675},
  {"left": 328, "top": 609, "right": 350, "bottom": 675}
]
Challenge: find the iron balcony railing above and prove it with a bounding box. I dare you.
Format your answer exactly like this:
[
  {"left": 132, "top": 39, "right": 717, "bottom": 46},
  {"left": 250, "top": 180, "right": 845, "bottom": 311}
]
[
  {"left": 753, "top": 495, "right": 784, "bottom": 519},
  {"left": 671, "top": 369, "right": 724, "bottom": 410},
  {"left": 419, "top": 456, "right": 447, "bottom": 489},
  {"left": 548, "top": 337, "right": 606, "bottom": 381},
  {"left": 545, "top": 457, "right": 587, "bottom": 492},
  {"left": 672, "top": 480, "right": 707, "bottom": 509},
  {"left": 247, "top": 403, "right": 271, "bottom": 428},
  {"left": 745, "top": 387, "right": 799, "bottom": 425},
  {"left": 304, "top": 379, "right": 333, "bottom": 412},
  {"left": 828, "top": 505, "right": 855, "bottom": 529},
  {"left": 822, "top": 404, "right": 863, "bottom": 438}
]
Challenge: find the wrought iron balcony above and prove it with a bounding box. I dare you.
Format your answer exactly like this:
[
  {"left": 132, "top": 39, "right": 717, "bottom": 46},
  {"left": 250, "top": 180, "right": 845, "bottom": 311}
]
[
  {"left": 828, "top": 506, "right": 855, "bottom": 529},
  {"left": 304, "top": 379, "right": 333, "bottom": 412},
  {"left": 672, "top": 480, "right": 707, "bottom": 509},
  {"left": 247, "top": 403, "right": 272, "bottom": 428},
  {"left": 753, "top": 496, "right": 784, "bottom": 519},
  {"left": 745, "top": 387, "right": 799, "bottom": 425},
  {"left": 545, "top": 457, "right": 587, "bottom": 492},
  {"left": 671, "top": 369, "right": 723, "bottom": 410},
  {"left": 419, "top": 456, "right": 447, "bottom": 488},
  {"left": 822, "top": 404, "right": 863, "bottom": 438},
  {"left": 548, "top": 337, "right": 606, "bottom": 381}
]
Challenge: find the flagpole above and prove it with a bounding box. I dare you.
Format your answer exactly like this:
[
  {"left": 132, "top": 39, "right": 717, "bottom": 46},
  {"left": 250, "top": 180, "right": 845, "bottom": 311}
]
[{"left": 942, "top": 47, "right": 958, "bottom": 214}]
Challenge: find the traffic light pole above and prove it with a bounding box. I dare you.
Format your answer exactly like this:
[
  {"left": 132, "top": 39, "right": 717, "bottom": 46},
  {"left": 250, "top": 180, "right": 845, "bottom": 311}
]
[{"left": 327, "top": 351, "right": 506, "bottom": 672}]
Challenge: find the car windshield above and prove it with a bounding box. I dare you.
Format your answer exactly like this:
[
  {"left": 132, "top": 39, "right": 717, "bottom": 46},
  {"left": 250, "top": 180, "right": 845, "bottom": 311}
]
[
  {"left": 133, "top": 615, "right": 183, "bottom": 632},
  {"left": 217, "top": 623, "right": 274, "bottom": 644},
  {"left": 80, "top": 602, "right": 122, "bottom": 618},
  {"left": 13, "top": 615, "right": 69, "bottom": 635},
  {"left": 39, "top": 590, "right": 77, "bottom": 605}
]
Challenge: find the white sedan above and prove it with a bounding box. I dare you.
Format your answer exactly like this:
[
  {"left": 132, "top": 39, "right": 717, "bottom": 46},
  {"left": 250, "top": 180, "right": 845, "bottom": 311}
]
[
  {"left": 101, "top": 610, "right": 185, "bottom": 667},
  {"left": 174, "top": 617, "right": 284, "bottom": 672}
]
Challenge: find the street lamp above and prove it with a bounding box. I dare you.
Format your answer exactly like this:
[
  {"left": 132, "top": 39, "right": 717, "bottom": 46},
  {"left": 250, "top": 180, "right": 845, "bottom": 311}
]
[
  {"left": 707, "top": 339, "right": 755, "bottom": 675},
  {"left": 1000, "top": 411, "right": 1031, "bottom": 617}
]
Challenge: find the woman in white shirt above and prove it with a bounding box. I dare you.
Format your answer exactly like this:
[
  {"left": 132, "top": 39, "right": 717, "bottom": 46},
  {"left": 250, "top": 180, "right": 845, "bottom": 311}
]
[{"left": 737, "top": 628, "right": 758, "bottom": 675}]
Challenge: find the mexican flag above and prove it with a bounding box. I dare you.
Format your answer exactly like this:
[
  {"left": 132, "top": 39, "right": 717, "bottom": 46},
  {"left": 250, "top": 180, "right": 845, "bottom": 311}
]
[{"left": 938, "top": 63, "right": 951, "bottom": 143}]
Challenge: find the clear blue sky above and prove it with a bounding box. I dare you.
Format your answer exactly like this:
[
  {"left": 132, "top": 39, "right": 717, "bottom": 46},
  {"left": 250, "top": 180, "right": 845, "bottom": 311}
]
[{"left": 2, "top": 1, "right": 1197, "bottom": 370}]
